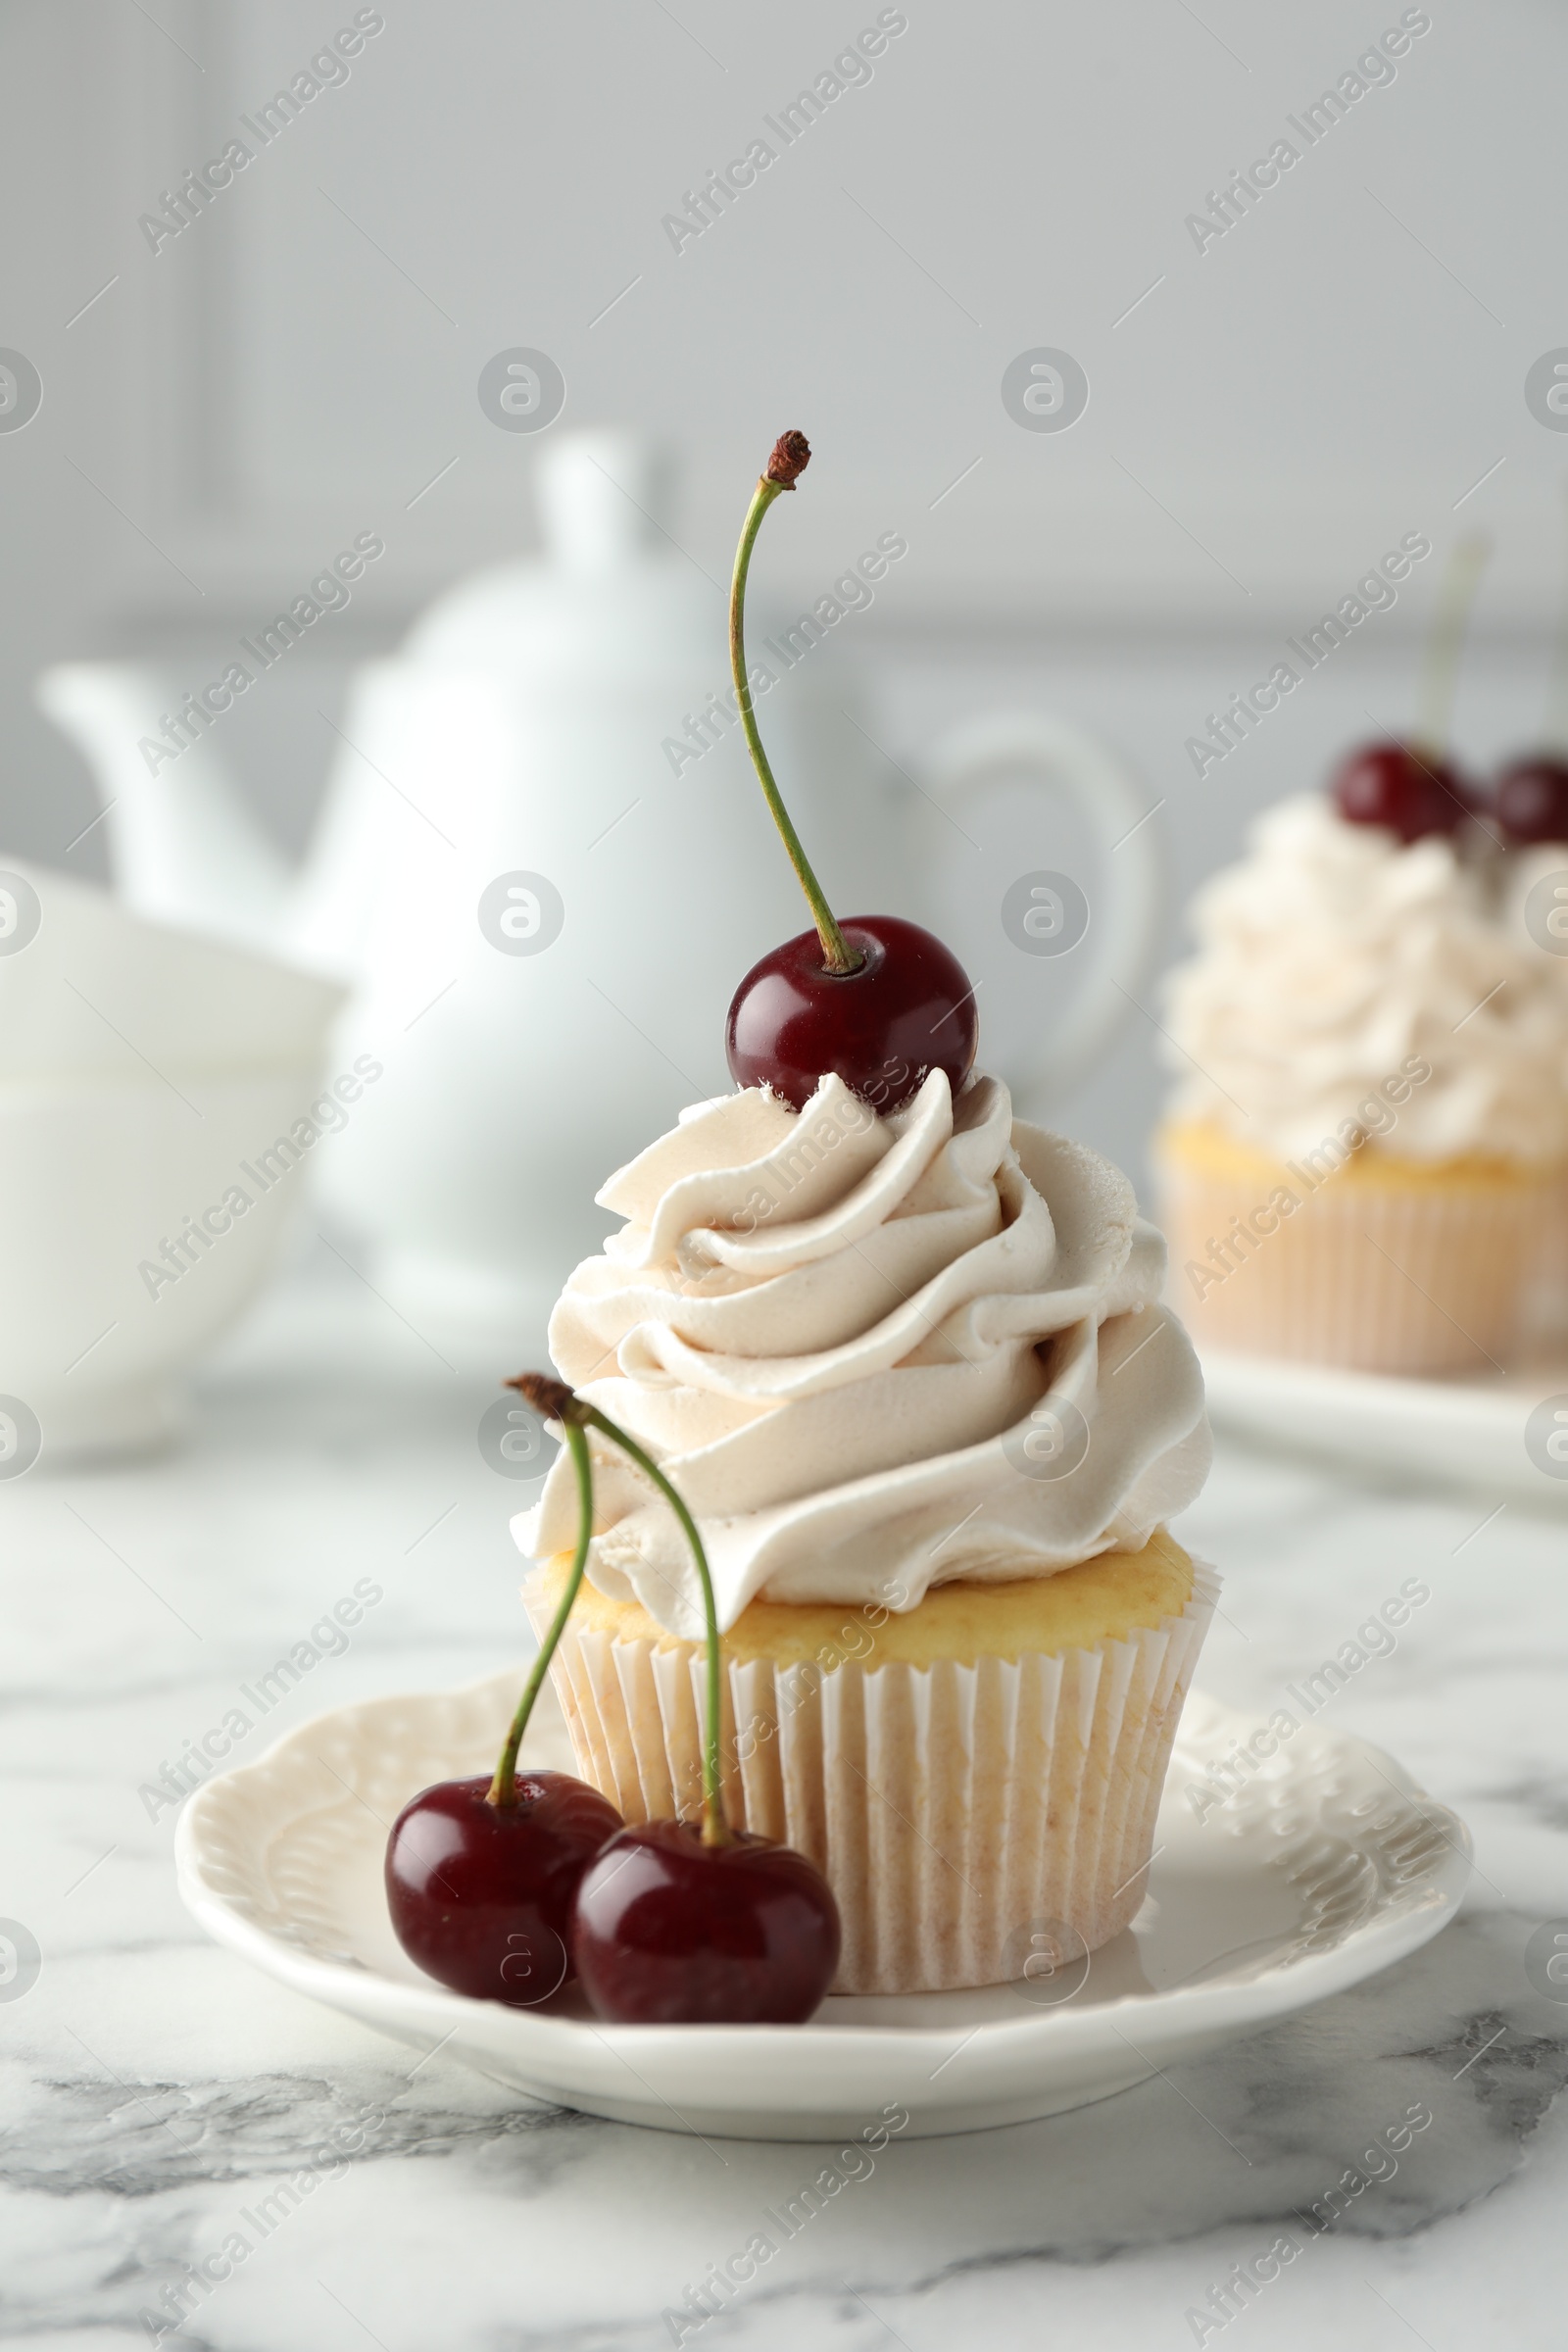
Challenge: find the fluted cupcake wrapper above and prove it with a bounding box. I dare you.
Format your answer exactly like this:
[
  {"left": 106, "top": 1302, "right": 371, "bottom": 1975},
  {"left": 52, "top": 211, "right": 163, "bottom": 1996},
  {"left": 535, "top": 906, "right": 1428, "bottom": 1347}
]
[
  {"left": 523, "top": 1562, "right": 1218, "bottom": 1996},
  {"left": 1522, "top": 1172, "right": 1568, "bottom": 1351},
  {"left": 1157, "top": 1149, "right": 1554, "bottom": 1374}
]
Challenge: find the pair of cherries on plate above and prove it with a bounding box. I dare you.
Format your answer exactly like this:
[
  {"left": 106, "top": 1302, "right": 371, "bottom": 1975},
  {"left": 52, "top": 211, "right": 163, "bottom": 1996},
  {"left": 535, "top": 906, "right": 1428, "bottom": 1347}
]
[
  {"left": 386, "top": 1761, "right": 839, "bottom": 2026},
  {"left": 1334, "top": 740, "right": 1568, "bottom": 847},
  {"left": 385, "top": 1378, "right": 843, "bottom": 2026}
]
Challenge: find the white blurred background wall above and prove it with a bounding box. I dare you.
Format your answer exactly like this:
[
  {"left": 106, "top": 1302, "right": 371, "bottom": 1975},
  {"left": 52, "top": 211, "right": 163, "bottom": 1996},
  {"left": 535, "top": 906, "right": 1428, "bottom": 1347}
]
[{"left": 2, "top": 0, "right": 1563, "bottom": 1195}]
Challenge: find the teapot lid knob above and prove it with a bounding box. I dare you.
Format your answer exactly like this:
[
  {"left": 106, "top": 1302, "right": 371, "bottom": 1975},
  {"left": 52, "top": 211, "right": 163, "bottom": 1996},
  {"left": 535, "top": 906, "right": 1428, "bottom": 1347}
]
[{"left": 537, "top": 430, "right": 675, "bottom": 572}]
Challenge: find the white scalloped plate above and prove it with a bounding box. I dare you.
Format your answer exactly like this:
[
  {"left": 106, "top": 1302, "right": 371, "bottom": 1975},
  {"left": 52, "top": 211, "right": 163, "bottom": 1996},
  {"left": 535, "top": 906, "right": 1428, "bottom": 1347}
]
[
  {"left": 176, "top": 1673, "right": 1470, "bottom": 2140},
  {"left": 1201, "top": 1347, "right": 1568, "bottom": 1503}
]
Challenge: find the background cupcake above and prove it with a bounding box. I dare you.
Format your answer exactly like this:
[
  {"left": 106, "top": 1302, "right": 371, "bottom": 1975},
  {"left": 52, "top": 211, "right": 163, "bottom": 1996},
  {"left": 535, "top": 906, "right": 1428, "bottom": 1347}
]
[
  {"left": 1156, "top": 792, "right": 1568, "bottom": 1374},
  {"left": 517, "top": 1065, "right": 1215, "bottom": 1994}
]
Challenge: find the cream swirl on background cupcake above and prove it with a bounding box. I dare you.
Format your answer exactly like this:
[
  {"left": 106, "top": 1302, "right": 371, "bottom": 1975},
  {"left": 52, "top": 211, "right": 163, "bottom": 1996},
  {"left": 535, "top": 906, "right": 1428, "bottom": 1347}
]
[
  {"left": 1163, "top": 794, "right": 1568, "bottom": 1165},
  {"left": 517, "top": 1069, "right": 1209, "bottom": 1640}
]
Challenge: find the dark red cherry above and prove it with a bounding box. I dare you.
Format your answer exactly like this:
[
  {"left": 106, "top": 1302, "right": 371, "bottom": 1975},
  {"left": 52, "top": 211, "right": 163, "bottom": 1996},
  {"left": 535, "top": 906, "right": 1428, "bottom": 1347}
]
[
  {"left": 571, "top": 1820, "right": 841, "bottom": 2024},
  {"left": 1494, "top": 755, "right": 1568, "bottom": 846},
  {"left": 726, "top": 914, "right": 976, "bottom": 1113},
  {"left": 385, "top": 1770, "right": 622, "bottom": 2006},
  {"left": 1332, "top": 742, "right": 1468, "bottom": 844}
]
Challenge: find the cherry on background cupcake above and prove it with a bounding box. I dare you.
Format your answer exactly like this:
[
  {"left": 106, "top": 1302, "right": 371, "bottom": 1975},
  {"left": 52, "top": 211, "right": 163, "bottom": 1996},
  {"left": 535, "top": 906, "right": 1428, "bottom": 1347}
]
[
  {"left": 1332, "top": 741, "right": 1471, "bottom": 845},
  {"left": 1332, "top": 535, "right": 1488, "bottom": 846},
  {"left": 1494, "top": 756, "right": 1568, "bottom": 847},
  {"left": 1494, "top": 491, "right": 1568, "bottom": 848}
]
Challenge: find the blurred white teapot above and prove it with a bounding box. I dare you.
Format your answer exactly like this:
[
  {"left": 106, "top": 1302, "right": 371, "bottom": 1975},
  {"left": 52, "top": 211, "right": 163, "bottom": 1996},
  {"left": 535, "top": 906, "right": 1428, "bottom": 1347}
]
[{"left": 39, "top": 431, "right": 1158, "bottom": 1329}]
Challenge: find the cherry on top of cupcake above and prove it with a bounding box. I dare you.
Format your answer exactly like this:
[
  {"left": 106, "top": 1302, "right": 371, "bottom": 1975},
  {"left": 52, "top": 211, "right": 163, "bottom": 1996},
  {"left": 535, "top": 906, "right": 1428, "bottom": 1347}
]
[
  {"left": 1331, "top": 534, "right": 1487, "bottom": 849},
  {"left": 723, "top": 430, "right": 978, "bottom": 1114}
]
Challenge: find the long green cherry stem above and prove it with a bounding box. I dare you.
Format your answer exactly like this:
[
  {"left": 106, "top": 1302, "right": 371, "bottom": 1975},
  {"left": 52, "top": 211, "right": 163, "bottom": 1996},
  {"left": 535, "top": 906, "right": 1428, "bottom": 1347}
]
[
  {"left": 510, "top": 1374, "right": 733, "bottom": 1847},
  {"left": 729, "top": 432, "right": 862, "bottom": 977},
  {"left": 487, "top": 1417, "right": 594, "bottom": 1806},
  {"left": 1415, "top": 532, "right": 1489, "bottom": 757}
]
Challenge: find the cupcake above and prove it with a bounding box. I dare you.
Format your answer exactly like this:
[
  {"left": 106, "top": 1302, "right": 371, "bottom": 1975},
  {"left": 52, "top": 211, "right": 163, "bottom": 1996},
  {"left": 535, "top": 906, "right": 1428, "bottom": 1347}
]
[
  {"left": 1156, "top": 793, "right": 1568, "bottom": 1373},
  {"left": 515, "top": 1065, "right": 1215, "bottom": 1995}
]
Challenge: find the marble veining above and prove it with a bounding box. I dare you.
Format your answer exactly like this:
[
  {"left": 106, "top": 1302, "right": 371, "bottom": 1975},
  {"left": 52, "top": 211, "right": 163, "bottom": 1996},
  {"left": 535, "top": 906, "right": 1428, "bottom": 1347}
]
[{"left": 3, "top": 1259, "right": 1566, "bottom": 2350}]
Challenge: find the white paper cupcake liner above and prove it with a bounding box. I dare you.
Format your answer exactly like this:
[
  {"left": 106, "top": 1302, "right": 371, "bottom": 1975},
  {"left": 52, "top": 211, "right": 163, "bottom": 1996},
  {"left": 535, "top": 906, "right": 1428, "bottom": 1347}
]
[
  {"left": 1521, "top": 1171, "right": 1568, "bottom": 1351},
  {"left": 524, "top": 1561, "right": 1218, "bottom": 1996},
  {"left": 1158, "top": 1148, "right": 1556, "bottom": 1374}
]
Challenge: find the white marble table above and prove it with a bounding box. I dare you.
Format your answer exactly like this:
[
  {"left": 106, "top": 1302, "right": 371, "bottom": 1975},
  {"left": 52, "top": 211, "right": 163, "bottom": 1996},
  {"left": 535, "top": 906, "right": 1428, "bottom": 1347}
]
[{"left": 5, "top": 1254, "right": 1567, "bottom": 2351}]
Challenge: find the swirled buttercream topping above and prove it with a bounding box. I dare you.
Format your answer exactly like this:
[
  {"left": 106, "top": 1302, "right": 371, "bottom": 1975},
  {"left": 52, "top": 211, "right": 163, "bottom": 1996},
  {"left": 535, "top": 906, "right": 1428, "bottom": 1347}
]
[
  {"left": 1163, "top": 795, "right": 1568, "bottom": 1165},
  {"left": 514, "top": 1068, "right": 1210, "bottom": 1638}
]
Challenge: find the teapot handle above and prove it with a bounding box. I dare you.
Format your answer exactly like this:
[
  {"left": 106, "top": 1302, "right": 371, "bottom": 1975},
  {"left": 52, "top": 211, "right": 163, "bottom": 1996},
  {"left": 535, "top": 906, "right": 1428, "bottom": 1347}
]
[{"left": 919, "top": 712, "right": 1163, "bottom": 1110}]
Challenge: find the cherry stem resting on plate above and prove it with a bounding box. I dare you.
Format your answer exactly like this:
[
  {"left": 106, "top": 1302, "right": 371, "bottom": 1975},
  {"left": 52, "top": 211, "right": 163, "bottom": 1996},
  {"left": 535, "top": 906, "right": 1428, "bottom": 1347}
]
[
  {"left": 486, "top": 1415, "right": 595, "bottom": 1806},
  {"left": 510, "top": 1373, "right": 731, "bottom": 1846},
  {"left": 729, "top": 431, "right": 862, "bottom": 979}
]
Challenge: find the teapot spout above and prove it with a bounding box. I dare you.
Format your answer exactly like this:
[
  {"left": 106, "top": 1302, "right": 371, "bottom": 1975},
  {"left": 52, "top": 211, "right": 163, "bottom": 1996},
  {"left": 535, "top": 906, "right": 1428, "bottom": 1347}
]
[{"left": 37, "top": 662, "right": 293, "bottom": 956}]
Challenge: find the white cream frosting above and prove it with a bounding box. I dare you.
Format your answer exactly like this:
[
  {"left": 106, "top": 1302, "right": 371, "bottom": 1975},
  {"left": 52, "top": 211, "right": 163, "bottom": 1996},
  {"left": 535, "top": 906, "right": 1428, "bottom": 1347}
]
[
  {"left": 1163, "top": 795, "right": 1568, "bottom": 1165},
  {"left": 514, "top": 1069, "right": 1210, "bottom": 1639}
]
